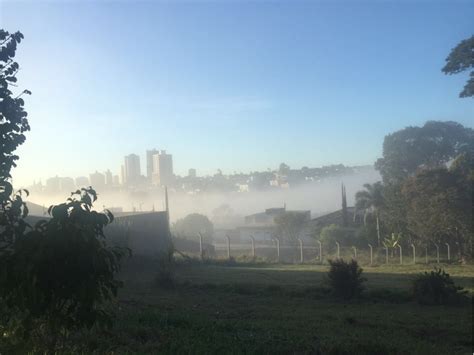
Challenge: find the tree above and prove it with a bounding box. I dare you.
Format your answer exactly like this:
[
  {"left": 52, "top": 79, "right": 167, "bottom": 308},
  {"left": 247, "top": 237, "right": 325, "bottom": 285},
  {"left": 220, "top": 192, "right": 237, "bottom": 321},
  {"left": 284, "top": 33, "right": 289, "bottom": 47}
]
[
  {"left": 173, "top": 213, "right": 214, "bottom": 241},
  {"left": 0, "top": 29, "right": 31, "bottom": 250},
  {"left": 375, "top": 121, "right": 473, "bottom": 185},
  {"left": 442, "top": 35, "right": 474, "bottom": 98},
  {"left": 319, "top": 224, "right": 359, "bottom": 251},
  {"left": 401, "top": 161, "right": 472, "bottom": 254},
  {"left": 355, "top": 182, "right": 384, "bottom": 246},
  {"left": 274, "top": 211, "right": 308, "bottom": 243}
]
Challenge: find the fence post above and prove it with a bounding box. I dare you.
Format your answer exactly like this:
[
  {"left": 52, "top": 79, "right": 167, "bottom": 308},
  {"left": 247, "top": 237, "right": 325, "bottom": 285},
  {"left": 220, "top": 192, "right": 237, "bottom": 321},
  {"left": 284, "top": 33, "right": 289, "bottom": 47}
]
[
  {"left": 368, "top": 244, "right": 373, "bottom": 266},
  {"left": 445, "top": 242, "right": 450, "bottom": 262},
  {"left": 317, "top": 240, "right": 322, "bottom": 263},
  {"left": 272, "top": 237, "right": 280, "bottom": 262},
  {"left": 384, "top": 246, "right": 389, "bottom": 264},
  {"left": 297, "top": 238, "right": 304, "bottom": 263},
  {"left": 352, "top": 246, "right": 357, "bottom": 259},
  {"left": 226, "top": 234, "right": 231, "bottom": 259},
  {"left": 434, "top": 243, "right": 440, "bottom": 264},
  {"left": 250, "top": 235, "right": 255, "bottom": 258},
  {"left": 335, "top": 241, "right": 340, "bottom": 259},
  {"left": 198, "top": 232, "right": 203, "bottom": 260},
  {"left": 411, "top": 244, "right": 416, "bottom": 264},
  {"left": 398, "top": 245, "right": 403, "bottom": 265}
]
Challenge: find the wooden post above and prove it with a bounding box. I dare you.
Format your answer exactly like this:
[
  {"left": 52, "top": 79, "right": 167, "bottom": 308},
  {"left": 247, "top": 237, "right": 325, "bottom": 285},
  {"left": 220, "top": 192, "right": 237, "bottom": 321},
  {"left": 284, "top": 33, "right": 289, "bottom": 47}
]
[
  {"left": 317, "top": 240, "right": 322, "bottom": 263},
  {"left": 250, "top": 235, "right": 255, "bottom": 258},
  {"left": 226, "top": 234, "right": 231, "bottom": 259},
  {"left": 298, "top": 238, "right": 304, "bottom": 263},
  {"left": 445, "top": 243, "right": 450, "bottom": 262},
  {"left": 335, "top": 241, "right": 340, "bottom": 259},
  {"left": 398, "top": 245, "right": 402, "bottom": 265},
  {"left": 411, "top": 244, "right": 416, "bottom": 264},
  {"left": 352, "top": 246, "right": 357, "bottom": 259},
  {"left": 368, "top": 244, "right": 373, "bottom": 266}
]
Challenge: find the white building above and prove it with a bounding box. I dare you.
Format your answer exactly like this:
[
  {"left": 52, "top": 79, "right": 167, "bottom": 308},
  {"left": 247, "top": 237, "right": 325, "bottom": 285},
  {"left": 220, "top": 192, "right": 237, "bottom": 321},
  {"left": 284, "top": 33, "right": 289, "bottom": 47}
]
[{"left": 152, "top": 150, "right": 174, "bottom": 186}]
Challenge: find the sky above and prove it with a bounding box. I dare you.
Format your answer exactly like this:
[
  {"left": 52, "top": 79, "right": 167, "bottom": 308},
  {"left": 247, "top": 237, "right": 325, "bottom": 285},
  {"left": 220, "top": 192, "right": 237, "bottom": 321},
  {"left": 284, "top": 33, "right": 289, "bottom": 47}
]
[{"left": 1, "top": 0, "right": 473, "bottom": 187}]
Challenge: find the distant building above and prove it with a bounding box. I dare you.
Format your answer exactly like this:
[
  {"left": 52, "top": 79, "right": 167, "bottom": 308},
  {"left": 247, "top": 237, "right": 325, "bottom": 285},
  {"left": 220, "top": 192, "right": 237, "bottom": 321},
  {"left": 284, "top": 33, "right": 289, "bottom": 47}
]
[
  {"left": 75, "top": 176, "right": 89, "bottom": 188},
  {"left": 113, "top": 175, "right": 120, "bottom": 186},
  {"left": 123, "top": 154, "right": 141, "bottom": 185},
  {"left": 188, "top": 168, "right": 197, "bottom": 178},
  {"left": 152, "top": 150, "right": 174, "bottom": 186},
  {"left": 244, "top": 207, "right": 286, "bottom": 225},
  {"left": 146, "top": 149, "right": 159, "bottom": 181},
  {"left": 89, "top": 171, "right": 105, "bottom": 190},
  {"left": 46, "top": 176, "right": 74, "bottom": 194},
  {"left": 105, "top": 169, "right": 113, "bottom": 186}
]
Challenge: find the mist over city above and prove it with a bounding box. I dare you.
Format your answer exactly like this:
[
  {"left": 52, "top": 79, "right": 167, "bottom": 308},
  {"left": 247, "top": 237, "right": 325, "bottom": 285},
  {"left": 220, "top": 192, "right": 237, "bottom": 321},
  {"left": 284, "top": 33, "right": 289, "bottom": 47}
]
[{"left": 0, "top": 0, "right": 473, "bottom": 354}]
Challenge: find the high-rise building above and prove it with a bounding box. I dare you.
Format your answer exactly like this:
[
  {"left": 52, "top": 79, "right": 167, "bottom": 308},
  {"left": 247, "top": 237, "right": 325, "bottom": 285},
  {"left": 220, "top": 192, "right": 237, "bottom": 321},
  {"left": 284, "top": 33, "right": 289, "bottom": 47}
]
[
  {"left": 124, "top": 154, "right": 141, "bottom": 185},
  {"left": 188, "top": 168, "right": 197, "bottom": 178},
  {"left": 89, "top": 171, "right": 105, "bottom": 190},
  {"left": 105, "top": 169, "right": 113, "bottom": 186},
  {"left": 75, "top": 176, "right": 89, "bottom": 187},
  {"left": 146, "top": 149, "right": 159, "bottom": 181},
  {"left": 152, "top": 150, "right": 174, "bottom": 186},
  {"left": 46, "top": 176, "right": 74, "bottom": 194}
]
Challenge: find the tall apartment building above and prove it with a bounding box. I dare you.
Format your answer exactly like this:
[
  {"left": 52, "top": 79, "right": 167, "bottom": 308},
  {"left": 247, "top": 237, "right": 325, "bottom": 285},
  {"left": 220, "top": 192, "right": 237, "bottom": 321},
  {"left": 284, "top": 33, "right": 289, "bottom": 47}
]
[
  {"left": 146, "top": 148, "right": 159, "bottom": 181},
  {"left": 75, "top": 176, "right": 89, "bottom": 188},
  {"left": 46, "top": 176, "right": 75, "bottom": 194},
  {"left": 123, "top": 154, "right": 141, "bottom": 185},
  {"left": 152, "top": 150, "right": 174, "bottom": 186},
  {"left": 105, "top": 169, "right": 113, "bottom": 186},
  {"left": 89, "top": 171, "right": 105, "bottom": 190}
]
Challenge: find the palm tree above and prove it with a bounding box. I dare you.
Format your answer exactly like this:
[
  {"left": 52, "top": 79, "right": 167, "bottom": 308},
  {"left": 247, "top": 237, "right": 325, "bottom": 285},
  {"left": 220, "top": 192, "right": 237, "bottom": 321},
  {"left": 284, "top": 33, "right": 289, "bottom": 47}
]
[{"left": 355, "top": 182, "right": 384, "bottom": 246}]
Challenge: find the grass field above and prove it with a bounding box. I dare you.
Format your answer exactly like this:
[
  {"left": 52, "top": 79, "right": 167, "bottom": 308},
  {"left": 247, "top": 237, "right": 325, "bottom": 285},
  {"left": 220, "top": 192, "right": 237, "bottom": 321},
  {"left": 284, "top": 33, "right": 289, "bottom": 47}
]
[{"left": 72, "top": 259, "right": 473, "bottom": 354}]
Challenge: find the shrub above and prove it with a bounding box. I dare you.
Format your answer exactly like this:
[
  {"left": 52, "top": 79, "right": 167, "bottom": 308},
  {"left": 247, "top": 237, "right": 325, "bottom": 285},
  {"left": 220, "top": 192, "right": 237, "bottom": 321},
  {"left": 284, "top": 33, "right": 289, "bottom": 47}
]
[
  {"left": 412, "top": 268, "right": 467, "bottom": 305},
  {"left": 327, "top": 259, "right": 366, "bottom": 300},
  {"left": 0, "top": 188, "right": 129, "bottom": 351}
]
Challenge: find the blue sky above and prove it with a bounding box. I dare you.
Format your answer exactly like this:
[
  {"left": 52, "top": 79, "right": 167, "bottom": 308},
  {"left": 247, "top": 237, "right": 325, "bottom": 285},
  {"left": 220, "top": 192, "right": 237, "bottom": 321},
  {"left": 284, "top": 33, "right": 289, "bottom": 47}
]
[{"left": 2, "top": 0, "right": 473, "bottom": 186}]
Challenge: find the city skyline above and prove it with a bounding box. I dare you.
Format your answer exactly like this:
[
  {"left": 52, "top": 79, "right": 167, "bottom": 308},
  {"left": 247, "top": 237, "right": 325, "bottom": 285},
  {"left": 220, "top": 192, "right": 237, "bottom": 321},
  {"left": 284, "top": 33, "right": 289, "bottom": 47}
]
[
  {"left": 3, "top": 1, "right": 473, "bottom": 187},
  {"left": 25, "top": 148, "right": 372, "bottom": 189}
]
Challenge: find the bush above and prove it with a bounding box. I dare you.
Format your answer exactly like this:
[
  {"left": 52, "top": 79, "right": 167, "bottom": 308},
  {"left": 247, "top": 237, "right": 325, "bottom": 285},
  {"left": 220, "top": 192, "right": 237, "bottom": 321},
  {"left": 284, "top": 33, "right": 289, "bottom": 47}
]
[
  {"left": 327, "top": 259, "right": 366, "bottom": 300},
  {"left": 412, "top": 268, "right": 467, "bottom": 305},
  {"left": 0, "top": 188, "right": 129, "bottom": 351}
]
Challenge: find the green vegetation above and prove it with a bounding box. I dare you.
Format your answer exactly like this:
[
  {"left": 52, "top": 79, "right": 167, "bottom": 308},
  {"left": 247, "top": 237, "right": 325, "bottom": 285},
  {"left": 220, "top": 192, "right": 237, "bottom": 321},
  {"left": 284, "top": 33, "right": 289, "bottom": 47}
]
[
  {"left": 172, "top": 213, "right": 214, "bottom": 241},
  {"left": 327, "top": 259, "right": 366, "bottom": 299},
  {"left": 442, "top": 35, "right": 474, "bottom": 98},
  {"left": 412, "top": 268, "right": 467, "bottom": 305},
  {"left": 61, "top": 261, "right": 473, "bottom": 354},
  {"left": 358, "top": 121, "right": 474, "bottom": 261}
]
